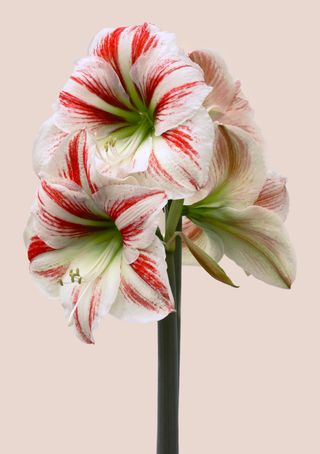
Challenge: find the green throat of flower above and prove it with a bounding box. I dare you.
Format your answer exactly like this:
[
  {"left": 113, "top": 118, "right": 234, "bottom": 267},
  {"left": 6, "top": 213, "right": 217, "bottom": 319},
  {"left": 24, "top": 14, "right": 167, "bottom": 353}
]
[{"left": 104, "top": 103, "right": 155, "bottom": 158}]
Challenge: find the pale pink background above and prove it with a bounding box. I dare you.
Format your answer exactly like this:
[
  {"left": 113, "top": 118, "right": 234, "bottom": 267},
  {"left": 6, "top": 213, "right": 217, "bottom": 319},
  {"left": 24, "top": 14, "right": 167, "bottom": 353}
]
[{"left": 1, "top": 1, "right": 319, "bottom": 452}]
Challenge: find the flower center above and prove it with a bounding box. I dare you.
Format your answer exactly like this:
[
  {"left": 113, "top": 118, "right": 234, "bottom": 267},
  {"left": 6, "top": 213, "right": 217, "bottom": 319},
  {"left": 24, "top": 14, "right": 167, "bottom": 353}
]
[{"left": 100, "top": 105, "right": 155, "bottom": 171}]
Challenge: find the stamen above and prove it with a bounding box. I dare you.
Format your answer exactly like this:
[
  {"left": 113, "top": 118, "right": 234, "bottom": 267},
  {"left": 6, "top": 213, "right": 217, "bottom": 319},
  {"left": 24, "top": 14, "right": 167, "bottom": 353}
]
[{"left": 59, "top": 268, "right": 83, "bottom": 287}]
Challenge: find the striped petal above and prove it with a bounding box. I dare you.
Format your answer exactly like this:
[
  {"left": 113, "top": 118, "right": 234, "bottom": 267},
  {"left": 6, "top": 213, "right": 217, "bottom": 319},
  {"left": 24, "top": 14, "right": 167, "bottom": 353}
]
[
  {"left": 55, "top": 56, "right": 131, "bottom": 137},
  {"left": 28, "top": 235, "right": 75, "bottom": 297},
  {"left": 190, "top": 205, "right": 296, "bottom": 288},
  {"left": 142, "top": 108, "right": 214, "bottom": 199},
  {"left": 89, "top": 23, "right": 176, "bottom": 101},
  {"left": 34, "top": 178, "right": 108, "bottom": 249},
  {"left": 255, "top": 172, "right": 289, "bottom": 220},
  {"left": 44, "top": 129, "right": 103, "bottom": 194},
  {"left": 188, "top": 125, "right": 265, "bottom": 207},
  {"left": 189, "top": 50, "right": 259, "bottom": 138},
  {"left": 110, "top": 238, "right": 174, "bottom": 322},
  {"left": 94, "top": 184, "right": 168, "bottom": 256},
  {"left": 131, "top": 49, "right": 212, "bottom": 135},
  {"left": 61, "top": 245, "right": 122, "bottom": 344},
  {"left": 33, "top": 117, "right": 68, "bottom": 175},
  {"left": 182, "top": 218, "right": 224, "bottom": 265}
]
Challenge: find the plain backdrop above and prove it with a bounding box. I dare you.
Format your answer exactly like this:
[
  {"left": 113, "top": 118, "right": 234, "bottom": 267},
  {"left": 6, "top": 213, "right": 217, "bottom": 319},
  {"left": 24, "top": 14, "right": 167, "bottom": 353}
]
[{"left": 1, "top": 1, "right": 319, "bottom": 453}]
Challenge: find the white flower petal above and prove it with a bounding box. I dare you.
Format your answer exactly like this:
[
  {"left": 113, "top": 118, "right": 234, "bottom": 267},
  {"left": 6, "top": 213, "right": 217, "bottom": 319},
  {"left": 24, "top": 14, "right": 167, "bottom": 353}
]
[
  {"left": 189, "top": 125, "right": 265, "bottom": 207},
  {"left": 189, "top": 49, "right": 258, "bottom": 138},
  {"left": 182, "top": 218, "right": 224, "bottom": 265},
  {"left": 33, "top": 117, "right": 67, "bottom": 175},
  {"left": 196, "top": 206, "right": 296, "bottom": 288},
  {"left": 62, "top": 252, "right": 121, "bottom": 344},
  {"left": 110, "top": 238, "right": 174, "bottom": 322},
  {"left": 93, "top": 184, "right": 167, "bottom": 251},
  {"left": 44, "top": 129, "right": 105, "bottom": 194},
  {"left": 34, "top": 179, "right": 108, "bottom": 249},
  {"left": 131, "top": 49, "right": 211, "bottom": 135},
  {"left": 141, "top": 108, "right": 214, "bottom": 199},
  {"left": 255, "top": 172, "right": 289, "bottom": 220}
]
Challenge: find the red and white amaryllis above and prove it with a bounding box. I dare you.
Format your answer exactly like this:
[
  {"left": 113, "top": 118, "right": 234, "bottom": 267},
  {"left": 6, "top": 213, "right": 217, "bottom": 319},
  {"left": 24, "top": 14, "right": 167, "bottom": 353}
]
[
  {"left": 26, "top": 130, "right": 174, "bottom": 343},
  {"left": 183, "top": 126, "right": 296, "bottom": 288},
  {"left": 182, "top": 51, "right": 295, "bottom": 288},
  {"left": 34, "top": 23, "right": 214, "bottom": 199}
]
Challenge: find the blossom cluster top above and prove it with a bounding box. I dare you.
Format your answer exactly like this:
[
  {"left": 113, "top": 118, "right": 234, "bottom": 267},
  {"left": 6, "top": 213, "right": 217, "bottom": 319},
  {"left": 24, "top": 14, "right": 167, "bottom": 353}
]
[{"left": 25, "top": 23, "right": 296, "bottom": 343}]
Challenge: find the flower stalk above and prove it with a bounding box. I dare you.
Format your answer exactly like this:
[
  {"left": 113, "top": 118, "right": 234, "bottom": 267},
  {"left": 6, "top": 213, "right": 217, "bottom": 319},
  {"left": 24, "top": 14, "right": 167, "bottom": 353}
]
[{"left": 157, "top": 206, "right": 182, "bottom": 454}]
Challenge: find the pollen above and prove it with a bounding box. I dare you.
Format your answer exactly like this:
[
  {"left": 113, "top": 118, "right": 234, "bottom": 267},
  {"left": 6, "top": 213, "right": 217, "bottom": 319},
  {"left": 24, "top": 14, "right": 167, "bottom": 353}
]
[{"left": 59, "top": 268, "right": 83, "bottom": 286}]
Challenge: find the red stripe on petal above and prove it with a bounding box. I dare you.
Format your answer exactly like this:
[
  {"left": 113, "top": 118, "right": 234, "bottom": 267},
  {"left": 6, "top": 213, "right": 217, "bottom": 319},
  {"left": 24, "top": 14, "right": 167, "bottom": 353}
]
[
  {"left": 82, "top": 139, "right": 98, "bottom": 194},
  {"left": 72, "top": 286, "right": 93, "bottom": 344},
  {"left": 41, "top": 180, "right": 101, "bottom": 221},
  {"left": 131, "top": 253, "right": 171, "bottom": 303},
  {"left": 131, "top": 23, "right": 159, "bottom": 65},
  {"left": 88, "top": 280, "right": 102, "bottom": 331},
  {"left": 144, "top": 61, "right": 190, "bottom": 105},
  {"left": 93, "top": 27, "right": 127, "bottom": 86},
  {"left": 155, "top": 81, "right": 202, "bottom": 118},
  {"left": 38, "top": 205, "right": 100, "bottom": 238},
  {"left": 148, "top": 151, "right": 183, "bottom": 188},
  {"left": 35, "top": 265, "right": 68, "bottom": 279},
  {"left": 28, "top": 235, "right": 55, "bottom": 261},
  {"left": 59, "top": 92, "right": 122, "bottom": 125},
  {"left": 121, "top": 278, "right": 158, "bottom": 311},
  {"left": 163, "top": 126, "right": 199, "bottom": 165},
  {"left": 61, "top": 132, "right": 82, "bottom": 186},
  {"left": 70, "top": 72, "right": 127, "bottom": 110},
  {"left": 107, "top": 190, "right": 163, "bottom": 221}
]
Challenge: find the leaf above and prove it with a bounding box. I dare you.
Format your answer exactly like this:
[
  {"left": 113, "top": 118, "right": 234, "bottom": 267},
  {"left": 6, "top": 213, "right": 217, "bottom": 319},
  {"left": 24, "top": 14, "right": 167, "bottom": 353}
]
[{"left": 179, "top": 233, "right": 239, "bottom": 288}]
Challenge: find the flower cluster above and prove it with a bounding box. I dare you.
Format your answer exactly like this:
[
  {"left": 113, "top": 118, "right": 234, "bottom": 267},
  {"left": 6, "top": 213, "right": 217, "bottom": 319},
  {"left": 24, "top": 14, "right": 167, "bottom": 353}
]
[{"left": 25, "top": 23, "right": 296, "bottom": 343}]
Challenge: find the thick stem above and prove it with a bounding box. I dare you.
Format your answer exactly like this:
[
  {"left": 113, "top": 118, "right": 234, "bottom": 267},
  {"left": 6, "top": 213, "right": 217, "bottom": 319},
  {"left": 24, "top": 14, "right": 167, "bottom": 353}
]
[{"left": 157, "top": 238, "right": 182, "bottom": 454}]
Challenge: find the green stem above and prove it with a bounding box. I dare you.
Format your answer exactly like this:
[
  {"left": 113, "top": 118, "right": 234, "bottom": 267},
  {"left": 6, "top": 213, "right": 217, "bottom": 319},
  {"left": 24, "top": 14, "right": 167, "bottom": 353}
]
[
  {"left": 157, "top": 207, "right": 182, "bottom": 454},
  {"left": 165, "top": 199, "right": 184, "bottom": 251}
]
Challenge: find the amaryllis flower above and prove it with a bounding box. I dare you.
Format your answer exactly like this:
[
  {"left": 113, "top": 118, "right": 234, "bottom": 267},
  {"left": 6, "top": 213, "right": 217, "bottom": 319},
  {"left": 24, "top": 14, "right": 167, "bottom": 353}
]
[
  {"left": 34, "top": 23, "right": 214, "bottom": 199},
  {"left": 182, "top": 125, "right": 296, "bottom": 288},
  {"left": 25, "top": 129, "right": 174, "bottom": 343},
  {"left": 189, "top": 49, "right": 259, "bottom": 138}
]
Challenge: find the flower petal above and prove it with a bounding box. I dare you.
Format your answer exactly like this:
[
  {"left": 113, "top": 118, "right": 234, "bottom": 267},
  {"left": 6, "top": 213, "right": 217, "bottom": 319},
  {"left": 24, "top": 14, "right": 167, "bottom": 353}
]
[
  {"left": 189, "top": 124, "right": 265, "bottom": 207},
  {"left": 55, "top": 56, "right": 130, "bottom": 136},
  {"left": 191, "top": 205, "right": 296, "bottom": 288},
  {"left": 182, "top": 218, "right": 224, "bottom": 265},
  {"left": 131, "top": 49, "right": 212, "bottom": 135},
  {"left": 34, "top": 178, "right": 108, "bottom": 249},
  {"left": 189, "top": 50, "right": 258, "bottom": 138},
  {"left": 89, "top": 23, "right": 176, "bottom": 99},
  {"left": 33, "top": 117, "right": 68, "bottom": 175},
  {"left": 110, "top": 238, "right": 174, "bottom": 322},
  {"left": 44, "top": 129, "right": 103, "bottom": 194},
  {"left": 94, "top": 184, "right": 167, "bottom": 254},
  {"left": 61, "top": 252, "right": 121, "bottom": 344},
  {"left": 142, "top": 108, "right": 214, "bottom": 199},
  {"left": 255, "top": 172, "right": 289, "bottom": 220}
]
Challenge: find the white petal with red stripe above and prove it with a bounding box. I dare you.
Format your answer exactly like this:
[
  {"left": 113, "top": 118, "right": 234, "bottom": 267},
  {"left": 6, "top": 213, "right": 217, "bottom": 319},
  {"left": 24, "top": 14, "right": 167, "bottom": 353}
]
[
  {"left": 110, "top": 238, "right": 174, "bottom": 322},
  {"left": 55, "top": 56, "right": 130, "bottom": 136},
  {"left": 89, "top": 23, "right": 176, "bottom": 100},
  {"left": 142, "top": 108, "right": 214, "bottom": 199},
  {"left": 188, "top": 125, "right": 265, "bottom": 207},
  {"left": 131, "top": 49, "right": 212, "bottom": 135},
  {"left": 189, "top": 50, "right": 259, "bottom": 138},
  {"left": 34, "top": 179, "right": 108, "bottom": 249},
  {"left": 44, "top": 129, "right": 103, "bottom": 194},
  {"left": 62, "top": 251, "right": 121, "bottom": 344},
  {"left": 94, "top": 184, "right": 167, "bottom": 255}
]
